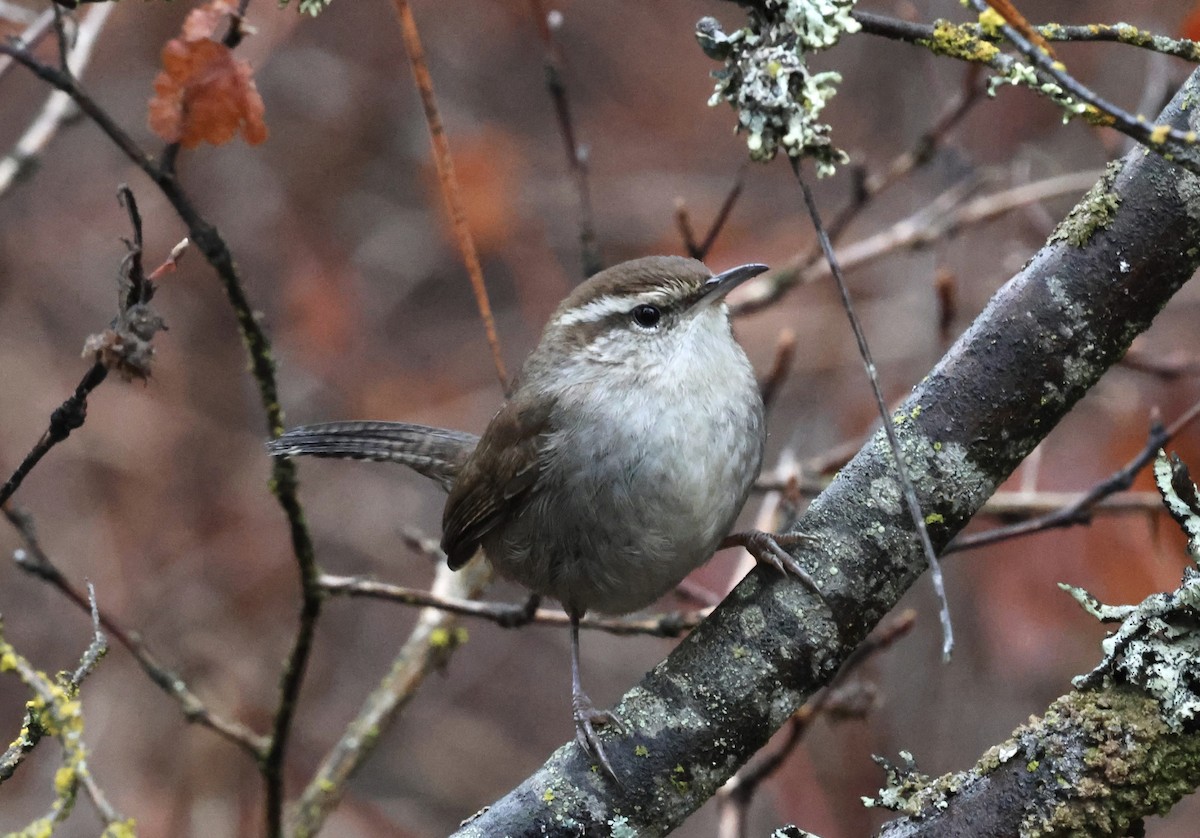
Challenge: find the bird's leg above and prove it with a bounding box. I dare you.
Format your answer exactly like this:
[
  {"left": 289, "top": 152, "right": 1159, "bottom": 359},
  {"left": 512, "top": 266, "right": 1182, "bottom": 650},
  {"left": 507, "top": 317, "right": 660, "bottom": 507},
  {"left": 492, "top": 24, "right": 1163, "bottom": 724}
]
[
  {"left": 496, "top": 593, "right": 541, "bottom": 628},
  {"left": 570, "top": 612, "right": 622, "bottom": 781},
  {"left": 721, "top": 530, "right": 822, "bottom": 596}
]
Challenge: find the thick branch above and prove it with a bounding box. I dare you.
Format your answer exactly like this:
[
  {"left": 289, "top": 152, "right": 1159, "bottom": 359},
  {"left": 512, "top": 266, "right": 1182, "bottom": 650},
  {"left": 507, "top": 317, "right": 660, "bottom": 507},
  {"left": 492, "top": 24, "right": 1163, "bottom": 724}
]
[{"left": 453, "top": 67, "right": 1200, "bottom": 838}]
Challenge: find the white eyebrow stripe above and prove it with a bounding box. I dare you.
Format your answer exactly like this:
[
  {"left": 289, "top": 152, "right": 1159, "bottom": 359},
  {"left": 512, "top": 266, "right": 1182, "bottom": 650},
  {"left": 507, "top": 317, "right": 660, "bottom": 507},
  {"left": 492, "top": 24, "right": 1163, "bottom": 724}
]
[{"left": 552, "top": 292, "right": 671, "bottom": 328}]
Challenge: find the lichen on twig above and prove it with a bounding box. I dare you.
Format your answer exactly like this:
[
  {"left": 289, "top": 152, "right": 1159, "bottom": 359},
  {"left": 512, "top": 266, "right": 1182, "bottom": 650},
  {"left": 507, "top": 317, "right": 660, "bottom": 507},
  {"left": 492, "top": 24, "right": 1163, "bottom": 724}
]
[{"left": 698, "top": 0, "right": 860, "bottom": 174}]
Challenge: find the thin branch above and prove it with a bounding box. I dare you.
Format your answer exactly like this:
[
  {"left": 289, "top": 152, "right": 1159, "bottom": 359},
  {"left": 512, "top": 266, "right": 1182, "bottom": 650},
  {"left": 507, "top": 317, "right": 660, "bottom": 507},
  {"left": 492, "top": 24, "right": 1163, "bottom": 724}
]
[
  {"left": 1038, "top": 22, "right": 1200, "bottom": 62},
  {"left": 675, "top": 196, "right": 701, "bottom": 259},
  {"left": 730, "top": 71, "right": 981, "bottom": 315},
  {"left": 1122, "top": 349, "right": 1200, "bottom": 380},
  {"left": 528, "top": 0, "right": 601, "bottom": 277},
  {"left": 71, "top": 585, "right": 129, "bottom": 828},
  {"left": 0, "top": 8, "right": 55, "bottom": 122},
  {"left": 390, "top": 0, "right": 508, "bottom": 391},
  {"left": 0, "top": 362, "right": 107, "bottom": 507},
  {"left": 947, "top": 398, "right": 1200, "bottom": 553},
  {"left": 677, "top": 164, "right": 749, "bottom": 261},
  {"left": 856, "top": 9, "right": 1200, "bottom": 175},
  {"left": 78, "top": 769, "right": 126, "bottom": 830},
  {"left": 71, "top": 583, "right": 107, "bottom": 686},
  {"left": 791, "top": 157, "right": 954, "bottom": 659},
  {"left": 754, "top": 475, "right": 1164, "bottom": 520},
  {"left": 48, "top": 0, "right": 71, "bottom": 73},
  {"left": 3, "top": 503, "right": 269, "bottom": 757},
  {"left": 978, "top": 490, "right": 1162, "bottom": 518},
  {"left": 292, "top": 560, "right": 490, "bottom": 837},
  {"left": 319, "top": 573, "right": 711, "bottom": 637},
  {"left": 758, "top": 328, "right": 797, "bottom": 413},
  {"left": 733, "top": 170, "right": 1100, "bottom": 314}
]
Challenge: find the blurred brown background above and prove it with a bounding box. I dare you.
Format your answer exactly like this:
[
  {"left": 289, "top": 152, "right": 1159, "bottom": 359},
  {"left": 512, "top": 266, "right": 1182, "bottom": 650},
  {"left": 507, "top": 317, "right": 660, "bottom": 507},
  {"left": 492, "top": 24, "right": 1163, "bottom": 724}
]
[{"left": 2, "top": 0, "right": 1199, "bottom": 835}]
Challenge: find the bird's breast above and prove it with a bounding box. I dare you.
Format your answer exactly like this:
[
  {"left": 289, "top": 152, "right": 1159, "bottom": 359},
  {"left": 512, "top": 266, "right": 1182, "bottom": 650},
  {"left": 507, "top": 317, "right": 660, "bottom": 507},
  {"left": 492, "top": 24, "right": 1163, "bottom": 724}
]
[{"left": 485, "top": 334, "right": 766, "bottom": 615}]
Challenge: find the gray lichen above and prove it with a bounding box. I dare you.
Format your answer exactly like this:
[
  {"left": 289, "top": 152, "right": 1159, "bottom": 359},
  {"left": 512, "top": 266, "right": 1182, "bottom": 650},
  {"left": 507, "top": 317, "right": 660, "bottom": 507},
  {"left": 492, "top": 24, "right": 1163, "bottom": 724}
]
[
  {"left": 697, "top": 0, "right": 859, "bottom": 174},
  {"left": 1065, "top": 451, "right": 1200, "bottom": 731}
]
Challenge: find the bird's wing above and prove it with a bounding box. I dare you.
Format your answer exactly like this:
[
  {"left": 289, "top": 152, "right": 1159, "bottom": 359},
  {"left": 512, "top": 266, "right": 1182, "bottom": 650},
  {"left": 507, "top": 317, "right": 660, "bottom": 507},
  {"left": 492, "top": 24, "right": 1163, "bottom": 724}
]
[{"left": 441, "top": 393, "right": 554, "bottom": 570}]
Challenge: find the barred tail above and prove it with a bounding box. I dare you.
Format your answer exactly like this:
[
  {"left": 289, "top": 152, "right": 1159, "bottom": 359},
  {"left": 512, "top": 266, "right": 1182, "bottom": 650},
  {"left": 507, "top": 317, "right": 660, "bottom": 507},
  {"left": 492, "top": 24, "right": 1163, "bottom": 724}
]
[{"left": 267, "top": 421, "right": 478, "bottom": 493}]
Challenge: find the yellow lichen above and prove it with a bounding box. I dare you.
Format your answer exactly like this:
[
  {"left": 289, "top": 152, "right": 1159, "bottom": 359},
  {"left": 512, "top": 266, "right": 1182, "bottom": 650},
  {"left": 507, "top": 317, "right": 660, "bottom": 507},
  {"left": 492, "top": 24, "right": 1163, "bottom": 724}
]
[
  {"left": 977, "top": 8, "right": 1004, "bottom": 37},
  {"left": 922, "top": 20, "right": 1001, "bottom": 64}
]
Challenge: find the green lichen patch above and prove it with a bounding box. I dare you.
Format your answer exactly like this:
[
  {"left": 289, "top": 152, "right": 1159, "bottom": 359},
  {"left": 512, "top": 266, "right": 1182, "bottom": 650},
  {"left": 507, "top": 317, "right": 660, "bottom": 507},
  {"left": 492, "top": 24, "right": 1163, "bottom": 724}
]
[{"left": 1049, "top": 161, "right": 1123, "bottom": 247}]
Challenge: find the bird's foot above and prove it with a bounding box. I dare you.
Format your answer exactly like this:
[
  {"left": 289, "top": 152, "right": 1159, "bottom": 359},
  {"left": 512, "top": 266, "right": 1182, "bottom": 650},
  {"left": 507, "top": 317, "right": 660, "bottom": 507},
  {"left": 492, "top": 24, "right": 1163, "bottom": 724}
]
[
  {"left": 722, "top": 529, "right": 822, "bottom": 597},
  {"left": 572, "top": 690, "right": 623, "bottom": 782},
  {"left": 495, "top": 593, "right": 541, "bottom": 628}
]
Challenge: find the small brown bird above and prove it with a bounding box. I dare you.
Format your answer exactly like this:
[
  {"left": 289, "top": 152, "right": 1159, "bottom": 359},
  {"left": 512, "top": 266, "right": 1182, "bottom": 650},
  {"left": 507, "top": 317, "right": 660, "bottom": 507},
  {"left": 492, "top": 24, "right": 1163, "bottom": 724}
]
[{"left": 270, "top": 255, "right": 815, "bottom": 776}]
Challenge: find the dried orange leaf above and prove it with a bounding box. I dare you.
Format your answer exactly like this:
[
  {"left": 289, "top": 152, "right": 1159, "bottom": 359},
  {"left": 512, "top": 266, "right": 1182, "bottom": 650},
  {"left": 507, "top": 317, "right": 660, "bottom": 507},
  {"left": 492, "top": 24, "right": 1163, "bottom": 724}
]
[{"left": 147, "top": 1, "right": 268, "bottom": 148}]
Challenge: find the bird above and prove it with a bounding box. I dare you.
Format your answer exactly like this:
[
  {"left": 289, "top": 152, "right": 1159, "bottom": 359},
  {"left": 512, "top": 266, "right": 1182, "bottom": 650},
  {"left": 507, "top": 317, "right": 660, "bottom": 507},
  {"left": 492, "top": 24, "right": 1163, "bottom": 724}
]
[{"left": 268, "top": 255, "right": 816, "bottom": 777}]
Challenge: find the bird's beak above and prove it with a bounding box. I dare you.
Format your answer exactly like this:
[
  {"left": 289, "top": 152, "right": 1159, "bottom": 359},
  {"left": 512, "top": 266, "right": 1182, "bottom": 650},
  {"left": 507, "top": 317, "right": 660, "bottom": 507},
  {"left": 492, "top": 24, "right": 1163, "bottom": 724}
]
[{"left": 697, "top": 263, "right": 769, "bottom": 307}]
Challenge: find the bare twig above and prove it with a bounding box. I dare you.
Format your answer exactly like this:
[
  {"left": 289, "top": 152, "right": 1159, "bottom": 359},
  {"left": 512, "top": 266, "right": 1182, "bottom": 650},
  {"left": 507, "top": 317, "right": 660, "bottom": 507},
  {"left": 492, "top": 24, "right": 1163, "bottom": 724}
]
[
  {"left": 979, "top": 490, "right": 1162, "bottom": 518},
  {"left": 792, "top": 157, "right": 953, "bottom": 657},
  {"left": 734, "top": 170, "right": 1100, "bottom": 314},
  {"left": 675, "top": 197, "right": 700, "bottom": 258},
  {"left": 0, "top": 362, "right": 107, "bottom": 507},
  {"left": 390, "top": 0, "right": 508, "bottom": 391},
  {"left": 528, "top": 0, "right": 601, "bottom": 277},
  {"left": 319, "top": 573, "right": 711, "bottom": 637},
  {"left": 48, "top": 0, "right": 71, "bottom": 73},
  {"left": 732, "top": 74, "right": 982, "bottom": 315},
  {"left": 70, "top": 585, "right": 129, "bottom": 827},
  {"left": 1122, "top": 350, "right": 1200, "bottom": 380},
  {"left": 293, "top": 560, "right": 490, "bottom": 836},
  {"left": 754, "top": 477, "right": 1163, "bottom": 520},
  {"left": 948, "top": 398, "right": 1200, "bottom": 553},
  {"left": 4, "top": 503, "right": 268, "bottom": 757},
  {"left": 933, "top": 267, "right": 957, "bottom": 343},
  {"left": 78, "top": 769, "right": 126, "bottom": 829},
  {"left": 71, "top": 583, "right": 107, "bottom": 686},
  {"left": 759, "top": 328, "right": 797, "bottom": 412},
  {"left": 678, "top": 164, "right": 749, "bottom": 261}
]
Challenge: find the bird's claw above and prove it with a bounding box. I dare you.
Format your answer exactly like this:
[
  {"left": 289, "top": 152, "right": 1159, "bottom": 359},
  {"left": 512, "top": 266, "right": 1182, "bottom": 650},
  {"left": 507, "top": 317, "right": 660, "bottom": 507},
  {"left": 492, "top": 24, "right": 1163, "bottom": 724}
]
[
  {"left": 572, "top": 693, "right": 623, "bottom": 781},
  {"left": 725, "top": 529, "right": 822, "bottom": 597}
]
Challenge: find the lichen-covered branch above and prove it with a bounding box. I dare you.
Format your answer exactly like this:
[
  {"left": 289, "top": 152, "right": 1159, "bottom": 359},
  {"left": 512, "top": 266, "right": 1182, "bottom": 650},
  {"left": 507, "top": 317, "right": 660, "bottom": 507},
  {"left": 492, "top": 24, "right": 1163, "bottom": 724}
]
[
  {"left": 871, "top": 688, "right": 1200, "bottom": 838},
  {"left": 452, "top": 65, "right": 1200, "bottom": 838},
  {"left": 854, "top": 9, "right": 1200, "bottom": 176},
  {"left": 0, "top": 596, "right": 134, "bottom": 834},
  {"left": 874, "top": 457, "right": 1200, "bottom": 836}
]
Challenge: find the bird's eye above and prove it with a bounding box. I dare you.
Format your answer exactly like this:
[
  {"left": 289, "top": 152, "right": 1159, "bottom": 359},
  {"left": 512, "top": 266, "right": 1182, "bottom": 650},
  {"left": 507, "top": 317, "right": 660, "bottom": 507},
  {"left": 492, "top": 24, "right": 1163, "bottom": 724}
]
[{"left": 631, "top": 304, "right": 662, "bottom": 328}]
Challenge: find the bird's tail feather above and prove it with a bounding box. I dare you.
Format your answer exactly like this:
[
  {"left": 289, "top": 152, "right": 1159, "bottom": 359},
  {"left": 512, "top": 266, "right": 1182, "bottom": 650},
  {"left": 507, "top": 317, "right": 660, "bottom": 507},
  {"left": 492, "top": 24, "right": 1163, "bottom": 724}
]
[{"left": 267, "top": 421, "right": 478, "bottom": 493}]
